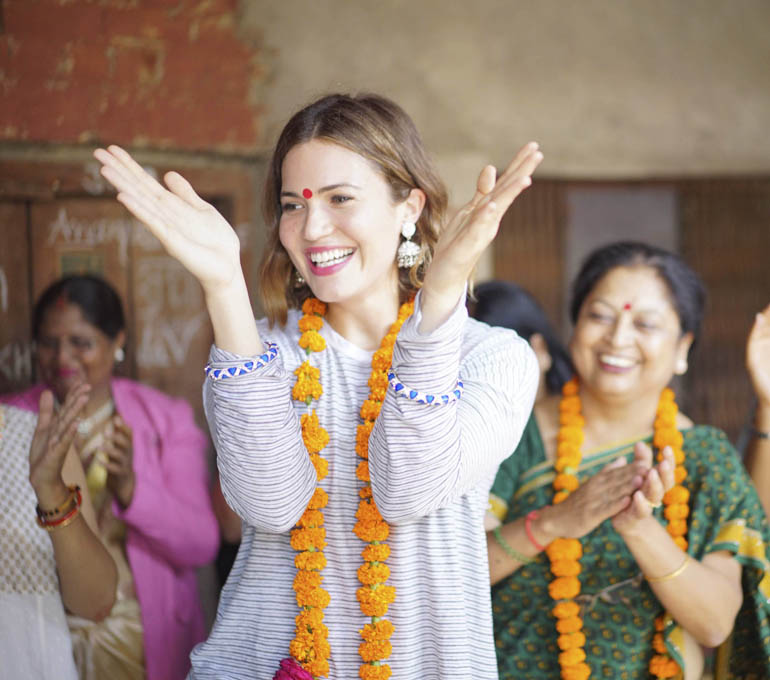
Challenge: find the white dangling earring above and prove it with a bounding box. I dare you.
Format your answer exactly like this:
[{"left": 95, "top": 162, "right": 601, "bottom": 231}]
[
  {"left": 294, "top": 269, "right": 305, "bottom": 287},
  {"left": 397, "top": 222, "right": 420, "bottom": 268},
  {"left": 114, "top": 347, "right": 125, "bottom": 363}
]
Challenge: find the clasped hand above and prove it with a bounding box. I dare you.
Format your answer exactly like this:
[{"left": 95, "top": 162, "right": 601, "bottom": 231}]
[{"left": 539, "top": 442, "right": 675, "bottom": 541}]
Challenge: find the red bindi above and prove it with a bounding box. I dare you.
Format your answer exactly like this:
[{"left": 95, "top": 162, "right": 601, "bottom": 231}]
[
  {"left": 302, "top": 188, "right": 313, "bottom": 199},
  {"left": 623, "top": 303, "right": 632, "bottom": 311}
]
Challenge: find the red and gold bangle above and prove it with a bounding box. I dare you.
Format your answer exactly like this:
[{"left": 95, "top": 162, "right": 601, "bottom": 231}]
[
  {"left": 36, "top": 484, "right": 80, "bottom": 518},
  {"left": 36, "top": 487, "right": 82, "bottom": 531}
]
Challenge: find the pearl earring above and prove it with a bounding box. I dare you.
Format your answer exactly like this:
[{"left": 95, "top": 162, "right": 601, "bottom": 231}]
[
  {"left": 675, "top": 359, "right": 688, "bottom": 375},
  {"left": 114, "top": 347, "right": 125, "bottom": 362},
  {"left": 397, "top": 222, "right": 420, "bottom": 268}
]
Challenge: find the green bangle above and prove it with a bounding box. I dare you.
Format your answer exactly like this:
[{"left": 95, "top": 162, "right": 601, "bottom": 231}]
[{"left": 493, "top": 525, "right": 535, "bottom": 564}]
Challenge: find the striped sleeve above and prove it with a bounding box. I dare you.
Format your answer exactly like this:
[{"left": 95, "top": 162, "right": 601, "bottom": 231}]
[
  {"left": 369, "top": 291, "right": 539, "bottom": 524},
  {"left": 203, "top": 341, "right": 316, "bottom": 533}
]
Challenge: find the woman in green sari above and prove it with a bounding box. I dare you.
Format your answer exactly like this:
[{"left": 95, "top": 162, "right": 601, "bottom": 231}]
[{"left": 487, "top": 241, "right": 770, "bottom": 680}]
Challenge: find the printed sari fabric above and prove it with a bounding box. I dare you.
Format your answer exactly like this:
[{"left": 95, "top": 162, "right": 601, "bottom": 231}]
[{"left": 490, "top": 415, "right": 770, "bottom": 679}]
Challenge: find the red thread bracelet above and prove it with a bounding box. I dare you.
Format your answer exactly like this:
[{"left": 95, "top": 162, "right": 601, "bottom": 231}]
[{"left": 524, "top": 509, "right": 546, "bottom": 552}]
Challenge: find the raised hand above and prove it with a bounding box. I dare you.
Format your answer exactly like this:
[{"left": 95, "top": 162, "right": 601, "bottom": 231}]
[
  {"left": 94, "top": 145, "right": 241, "bottom": 293},
  {"left": 747, "top": 304, "right": 770, "bottom": 408},
  {"left": 612, "top": 443, "right": 675, "bottom": 536},
  {"left": 419, "top": 142, "right": 543, "bottom": 331},
  {"left": 537, "top": 452, "right": 647, "bottom": 541},
  {"left": 29, "top": 384, "right": 91, "bottom": 506}
]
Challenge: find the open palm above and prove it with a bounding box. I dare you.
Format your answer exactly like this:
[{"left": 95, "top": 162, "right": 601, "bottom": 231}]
[
  {"left": 747, "top": 304, "right": 770, "bottom": 406},
  {"left": 94, "top": 145, "right": 241, "bottom": 291}
]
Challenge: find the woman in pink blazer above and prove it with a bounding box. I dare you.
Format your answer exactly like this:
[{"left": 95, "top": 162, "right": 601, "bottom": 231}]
[{"left": 1, "top": 274, "right": 219, "bottom": 680}]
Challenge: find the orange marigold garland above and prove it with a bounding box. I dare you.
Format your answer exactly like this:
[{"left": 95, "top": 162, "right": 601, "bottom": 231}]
[
  {"left": 550, "top": 376, "right": 591, "bottom": 680},
  {"left": 649, "top": 387, "right": 689, "bottom": 679},
  {"left": 552, "top": 379, "right": 690, "bottom": 680},
  {"left": 281, "top": 298, "right": 414, "bottom": 680},
  {"left": 287, "top": 297, "right": 331, "bottom": 679},
  {"left": 354, "top": 299, "right": 414, "bottom": 680}
]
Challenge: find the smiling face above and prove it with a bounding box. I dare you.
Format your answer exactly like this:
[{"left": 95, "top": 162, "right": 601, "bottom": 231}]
[
  {"left": 569, "top": 265, "right": 693, "bottom": 404},
  {"left": 36, "top": 301, "right": 123, "bottom": 403},
  {"left": 278, "top": 139, "right": 423, "bottom": 308}
]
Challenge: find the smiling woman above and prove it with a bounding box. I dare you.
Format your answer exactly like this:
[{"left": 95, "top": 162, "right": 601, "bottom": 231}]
[
  {"left": 93, "top": 92, "right": 543, "bottom": 679},
  {"left": 487, "top": 241, "right": 770, "bottom": 680}
]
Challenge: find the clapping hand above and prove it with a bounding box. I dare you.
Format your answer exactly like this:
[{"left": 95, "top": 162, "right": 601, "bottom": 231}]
[
  {"left": 29, "top": 384, "right": 90, "bottom": 508},
  {"left": 747, "top": 304, "right": 770, "bottom": 409},
  {"left": 94, "top": 145, "right": 241, "bottom": 293},
  {"left": 612, "top": 442, "right": 675, "bottom": 535}
]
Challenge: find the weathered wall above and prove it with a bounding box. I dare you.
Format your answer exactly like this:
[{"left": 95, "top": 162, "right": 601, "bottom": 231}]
[{"left": 1, "top": 0, "right": 264, "bottom": 152}]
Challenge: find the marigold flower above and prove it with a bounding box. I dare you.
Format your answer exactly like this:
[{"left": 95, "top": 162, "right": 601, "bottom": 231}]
[
  {"left": 381, "top": 333, "right": 398, "bottom": 349},
  {"left": 305, "top": 657, "right": 330, "bottom": 678},
  {"left": 654, "top": 615, "right": 666, "bottom": 631},
  {"left": 654, "top": 413, "right": 676, "bottom": 429},
  {"left": 310, "top": 454, "right": 329, "bottom": 480},
  {"left": 307, "top": 487, "right": 329, "bottom": 510},
  {"left": 299, "top": 330, "right": 326, "bottom": 353},
  {"left": 557, "top": 441, "right": 581, "bottom": 458},
  {"left": 649, "top": 655, "right": 680, "bottom": 678},
  {"left": 359, "top": 664, "right": 392, "bottom": 680},
  {"left": 294, "top": 569, "right": 323, "bottom": 592},
  {"left": 552, "top": 601, "right": 580, "bottom": 619},
  {"left": 360, "top": 399, "right": 382, "bottom": 420},
  {"left": 558, "top": 647, "right": 586, "bottom": 666},
  {"left": 295, "top": 551, "right": 327, "bottom": 571},
  {"left": 292, "top": 379, "right": 323, "bottom": 403},
  {"left": 356, "top": 585, "right": 396, "bottom": 617},
  {"left": 294, "top": 361, "right": 321, "bottom": 381},
  {"left": 659, "top": 387, "right": 675, "bottom": 403},
  {"left": 360, "top": 620, "right": 395, "bottom": 642},
  {"left": 296, "top": 586, "right": 331, "bottom": 609},
  {"left": 666, "top": 519, "right": 688, "bottom": 536},
  {"left": 558, "top": 631, "right": 586, "bottom": 650},
  {"left": 549, "top": 576, "right": 581, "bottom": 600},
  {"left": 562, "top": 378, "right": 579, "bottom": 396},
  {"left": 559, "top": 412, "right": 585, "bottom": 428},
  {"left": 654, "top": 429, "right": 684, "bottom": 449},
  {"left": 358, "top": 562, "right": 391, "bottom": 585},
  {"left": 674, "top": 466, "right": 688, "bottom": 484},
  {"left": 368, "top": 371, "right": 389, "bottom": 392},
  {"left": 553, "top": 490, "right": 570, "bottom": 504},
  {"left": 664, "top": 503, "right": 689, "bottom": 520},
  {"left": 371, "top": 348, "right": 393, "bottom": 371},
  {"left": 356, "top": 460, "right": 370, "bottom": 482},
  {"left": 356, "top": 500, "right": 383, "bottom": 523},
  {"left": 652, "top": 632, "right": 667, "bottom": 654},
  {"left": 359, "top": 486, "right": 373, "bottom": 499},
  {"left": 353, "top": 519, "right": 390, "bottom": 543},
  {"left": 298, "top": 509, "right": 324, "bottom": 528},
  {"left": 550, "top": 559, "right": 582, "bottom": 577},
  {"left": 296, "top": 606, "right": 325, "bottom": 630},
  {"left": 561, "top": 662, "right": 591, "bottom": 680},
  {"left": 557, "top": 426, "right": 585, "bottom": 446},
  {"left": 559, "top": 395, "right": 581, "bottom": 414},
  {"left": 298, "top": 314, "right": 324, "bottom": 332},
  {"left": 290, "top": 527, "right": 326, "bottom": 552},
  {"left": 663, "top": 485, "right": 690, "bottom": 505},
  {"left": 359, "top": 640, "right": 392, "bottom": 662},
  {"left": 556, "top": 616, "right": 583, "bottom": 634},
  {"left": 553, "top": 473, "right": 580, "bottom": 492},
  {"left": 555, "top": 454, "right": 581, "bottom": 473},
  {"left": 362, "top": 543, "right": 390, "bottom": 562},
  {"left": 301, "top": 298, "right": 327, "bottom": 316},
  {"left": 546, "top": 538, "right": 583, "bottom": 561}
]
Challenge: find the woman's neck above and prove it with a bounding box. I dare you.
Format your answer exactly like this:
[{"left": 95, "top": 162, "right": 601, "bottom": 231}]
[
  {"left": 579, "top": 387, "right": 660, "bottom": 450},
  {"left": 324, "top": 284, "right": 402, "bottom": 351},
  {"left": 82, "top": 383, "right": 113, "bottom": 418}
]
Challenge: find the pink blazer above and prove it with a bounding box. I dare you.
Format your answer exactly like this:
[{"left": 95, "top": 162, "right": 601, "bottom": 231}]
[{"left": 2, "top": 379, "right": 220, "bottom": 680}]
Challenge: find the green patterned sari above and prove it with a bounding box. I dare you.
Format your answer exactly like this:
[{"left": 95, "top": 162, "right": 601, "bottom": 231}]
[{"left": 490, "top": 416, "right": 770, "bottom": 679}]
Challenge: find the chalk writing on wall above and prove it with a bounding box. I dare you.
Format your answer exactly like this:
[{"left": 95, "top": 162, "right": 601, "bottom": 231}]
[
  {"left": 0, "top": 341, "right": 33, "bottom": 383},
  {"left": 134, "top": 256, "right": 208, "bottom": 368}
]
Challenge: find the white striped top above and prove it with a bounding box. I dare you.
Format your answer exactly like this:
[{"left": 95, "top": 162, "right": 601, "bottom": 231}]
[{"left": 190, "top": 294, "right": 537, "bottom": 679}]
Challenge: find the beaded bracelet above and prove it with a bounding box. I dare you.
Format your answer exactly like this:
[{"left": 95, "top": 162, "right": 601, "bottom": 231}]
[
  {"left": 387, "top": 369, "right": 464, "bottom": 405},
  {"left": 205, "top": 342, "right": 279, "bottom": 380},
  {"left": 36, "top": 487, "right": 83, "bottom": 531},
  {"left": 492, "top": 525, "right": 535, "bottom": 564},
  {"left": 36, "top": 485, "right": 80, "bottom": 518}
]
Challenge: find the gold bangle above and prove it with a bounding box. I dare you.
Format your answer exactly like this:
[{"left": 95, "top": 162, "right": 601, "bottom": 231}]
[{"left": 646, "top": 554, "right": 691, "bottom": 583}]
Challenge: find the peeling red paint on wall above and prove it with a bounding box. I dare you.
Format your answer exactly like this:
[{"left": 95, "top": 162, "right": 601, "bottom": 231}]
[{"left": 0, "top": 0, "right": 264, "bottom": 152}]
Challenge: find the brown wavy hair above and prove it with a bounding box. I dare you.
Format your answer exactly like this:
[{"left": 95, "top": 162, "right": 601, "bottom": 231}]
[{"left": 259, "top": 93, "right": 448, "bottom": 326}]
